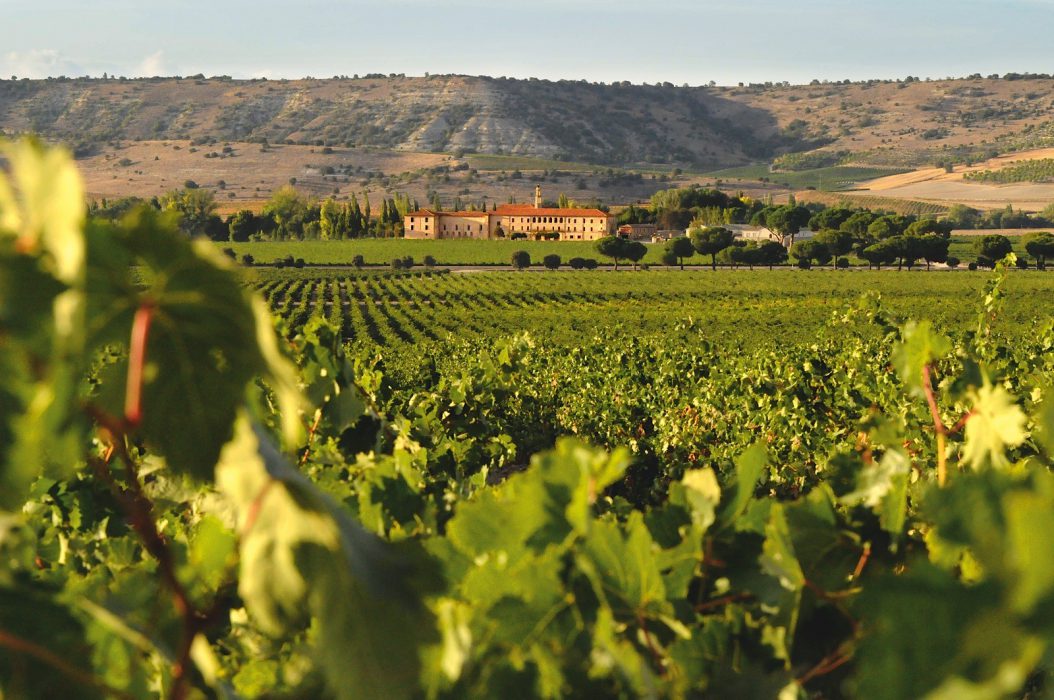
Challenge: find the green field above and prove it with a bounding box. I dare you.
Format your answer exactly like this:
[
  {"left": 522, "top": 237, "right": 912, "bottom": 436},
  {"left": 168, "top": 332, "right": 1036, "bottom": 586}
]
[
  {"left": 700, "top": 164, "right": 908, "bottom": 191},
  {"left": 252, "top": 269, "right": 1054, "bottom": 357},
  {"left": 223, "top": 234, "right": 1036, "bottom": 268},
  {"left": 962, "top": 158, "right": 1054, "bottom": 184},
  {"left": 224, "top": 239, "right": 666, "bottom": 265}
]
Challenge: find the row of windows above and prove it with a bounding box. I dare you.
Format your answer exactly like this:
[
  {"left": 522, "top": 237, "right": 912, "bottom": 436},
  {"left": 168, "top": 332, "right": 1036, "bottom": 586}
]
[
  {"left": 513, "top": 217, "right": 600, "bottom": 224},
  {"left": 510, "top": 225, "right": 598, "bottom": 232}
]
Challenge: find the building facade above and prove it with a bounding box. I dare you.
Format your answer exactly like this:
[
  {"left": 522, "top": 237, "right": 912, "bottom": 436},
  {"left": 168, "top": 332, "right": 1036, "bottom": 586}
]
[
  {"left": 404, "top": 187, "right": 616, "bottom": 241},
  {"left": 726, "top": 223, "right": 816, "bottom": 247}
]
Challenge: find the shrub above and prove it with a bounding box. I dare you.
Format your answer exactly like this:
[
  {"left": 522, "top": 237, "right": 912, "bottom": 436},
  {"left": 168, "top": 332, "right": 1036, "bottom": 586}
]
[
  {"left": 797, "top": 258, "right": 812, "bottom": 270},
  {"left": 352, "top": 254, "right": 365, "bottom": 268},
  {"left": 543, "top": 254, "right": 561, "bottom": 270},
  {"left": 391, "top": 258, "right": 404, "bottom": 270},
  {"left": 402, "top": 256, "right": 415, "bottom": 270},
  {"left": 835, "top": 257, "right": 850, "bottom": 269},
  {"left": 568, "top": 257, "right": 587, "bottom": 270},
  {"left": 184, "top": 179, "right": 199, "bottom": 189},
  {"left": 511, "top": 250, "right": 531, "bottom": 270},
  {"left": 423, "top": 255, "right": 437, "bottom": 268},
  {"left": 968, "top": 262, "right": 978, "bottom": 271},
  {"left": 294, "top": 258, "right": 306, "bottom": 268},
  {"left": 945, "top": 256, "right": 960, "bottom": 269},
  {"left": 240, "top": 254, "right": 254, "bottom": 266},
  {"left": 583, "top": 258, "right": 599, "bottom": 270},
  {"left": 221, "top": 247, "right": 236, "bottom": 259}
]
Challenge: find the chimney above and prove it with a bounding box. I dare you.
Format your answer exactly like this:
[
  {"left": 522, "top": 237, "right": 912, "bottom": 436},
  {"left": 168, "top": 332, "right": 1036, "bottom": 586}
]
[{"left": 534, "top": 185, "right": 542, "bottom": 209}]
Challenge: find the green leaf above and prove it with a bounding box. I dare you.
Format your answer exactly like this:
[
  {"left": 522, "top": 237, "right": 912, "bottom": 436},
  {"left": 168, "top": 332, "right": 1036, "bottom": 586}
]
[
  {"left": 0, "top": 586, "right": 102, "bottom": 700},
  {"left": 759, "top": 505, "right": 804, "bottom": 592},
  {"left": 855, "top": 565, "right": 1040, "bottom": 700},
  {"left": 1002, "top": 473, "right": 1054, "bottom": 613},
  {"left": 1035, "top": 387, "right": 1054, "bottom": 457},
  {"left": 679, "top": 468, "right": 721, "bottom": 531},
  {"left": 721, "top": 443, "right": 768, "bottom": 527},
  {"left": 188, "top": 515, "right": 237, "bottom": 591},
  {"left": 580, "top": 512, "right": 666, "bottom": 615},
  {"left": 0, "top": 139, "right": 85, "bottom": 286},
  {"left": 841, "top": 449, "right": 910, "bottom": 536},
  {"left": 962, "top": 379, "right": 1028, "bottom": 470},
  {"left": 216, "top": 415, "right": 435, "bottom": 700},
  {"left": 891, "top": 320, "right": 951, "bottom": 396},
  {"left": 588, "top": 606, "right": 658, "bottom": 698},
  {"left": 87, "top": 211, "right": 304, "bottom": 479}
]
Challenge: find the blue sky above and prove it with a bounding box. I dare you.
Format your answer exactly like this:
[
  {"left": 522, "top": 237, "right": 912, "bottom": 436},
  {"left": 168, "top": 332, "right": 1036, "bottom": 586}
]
[{"left": 2, "top": 0, "right": 1053, "bottom": 85}]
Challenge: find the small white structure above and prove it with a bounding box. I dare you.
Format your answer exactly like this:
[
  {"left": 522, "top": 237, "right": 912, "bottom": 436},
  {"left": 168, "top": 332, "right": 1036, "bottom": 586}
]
[{"left": 725, "top": 224, "right": 816, "bottom": 248}]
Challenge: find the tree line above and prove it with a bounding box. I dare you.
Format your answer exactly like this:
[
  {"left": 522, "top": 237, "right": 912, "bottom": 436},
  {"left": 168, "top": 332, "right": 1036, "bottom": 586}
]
[{"left": 88, "top": 186, "right": 417, "bottom": 241}]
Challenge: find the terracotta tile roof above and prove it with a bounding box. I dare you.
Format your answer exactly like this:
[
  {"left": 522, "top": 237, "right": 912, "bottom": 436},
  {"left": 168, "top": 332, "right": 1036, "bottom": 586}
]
[
  {"left": 406, "top": 206, "right": 612, "bottom": 218},
  {"left": 405, "top": 210, "right": 490, "bottom": 218},
  {"left": 493, "top": 205, "right": 611, "bottom": 217}
]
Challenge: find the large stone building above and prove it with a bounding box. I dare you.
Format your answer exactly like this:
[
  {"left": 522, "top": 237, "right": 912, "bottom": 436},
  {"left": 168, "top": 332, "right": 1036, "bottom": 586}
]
[{"left": 404, "top": 187, "right": 615, "bottom": 241}]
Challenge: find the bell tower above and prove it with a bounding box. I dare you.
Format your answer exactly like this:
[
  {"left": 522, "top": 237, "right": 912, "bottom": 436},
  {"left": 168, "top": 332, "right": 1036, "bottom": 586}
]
[{"left": 534, "top": 185, "right": 542, "bottom": 209}]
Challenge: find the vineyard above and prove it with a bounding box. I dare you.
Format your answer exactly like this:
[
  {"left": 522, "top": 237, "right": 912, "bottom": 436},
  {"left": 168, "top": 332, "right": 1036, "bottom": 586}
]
[
  {"left": 251, "top": 267, "right": 1054, "bottom": 353},
  {"left": 794, "top": 190, "right": 952, "bottom": 217},
  {"left": 963, "top": 158, "right": 1054, "bottom": 184},
  {"left": 6, "top": 140, "right": 1054, "bottom": 700}
]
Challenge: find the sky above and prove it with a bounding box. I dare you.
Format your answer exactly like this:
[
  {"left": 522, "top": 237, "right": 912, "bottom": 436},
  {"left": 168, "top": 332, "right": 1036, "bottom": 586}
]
[{"left": 2, "top": 0, "right": 1054, "bottom": 86}]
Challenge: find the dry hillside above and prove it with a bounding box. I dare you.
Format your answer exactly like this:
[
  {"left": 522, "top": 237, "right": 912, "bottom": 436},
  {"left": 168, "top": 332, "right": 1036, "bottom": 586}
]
[
  {"left": 7, "top": 74, "right": 1054, "bottom": 210},
  {"left": 0, "top": 75, "right": 796, "bottom": 168},
  {"left": 4, "top": 74, "right": 1054, "bottom": 170}
]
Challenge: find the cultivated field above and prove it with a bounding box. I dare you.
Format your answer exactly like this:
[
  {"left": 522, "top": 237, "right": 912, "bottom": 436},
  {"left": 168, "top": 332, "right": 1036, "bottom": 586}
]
[
  {"left": 846, "top": 147, "right": 1054, "bottom": 210},
  {"left": 221, "top": 235, "right": 1038, "bottom": 267},
  {"left": 252, "top": 268, "right": 1054, "bottom": 353}
]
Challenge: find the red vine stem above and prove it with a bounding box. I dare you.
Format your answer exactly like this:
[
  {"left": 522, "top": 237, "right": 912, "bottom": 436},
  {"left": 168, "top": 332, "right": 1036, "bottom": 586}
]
[
  {"left": 636, "top": 613, "right": 667, "bottom": 677},
  {"left": 92, "top": 448, "right": 199, "bottom": 700},
  {"left": 0, "top": 628, "right": 136, "bottom": 700},
  {"left": 920, "top": 364, "right": 973, "bottom": 487},
  {"left": 796, "top": 646, "right": 853, "bottom": 686},
  {"left": 124, "top": 302, "right": 155, "bottom": 428},
  {"left": 298, "top": 410, "right": 323, "bottom": 466}
]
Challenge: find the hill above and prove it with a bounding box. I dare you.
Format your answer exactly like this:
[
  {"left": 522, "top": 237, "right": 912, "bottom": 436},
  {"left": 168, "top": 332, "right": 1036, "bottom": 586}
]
[
  {"left": 7, "top": 73, "right": 1054, "bottom": 210},
  {"left": 0, "top": 75, "right": 801, "bottom": 168},
  {"left": 6, "top": 74, "right": 1054, "bottom": 169}
]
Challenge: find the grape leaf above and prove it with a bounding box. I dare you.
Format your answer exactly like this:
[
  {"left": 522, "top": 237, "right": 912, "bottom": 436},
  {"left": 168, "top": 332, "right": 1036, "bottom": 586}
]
[
  {"left": 720, "top": 442, "right": 769, "bottom": 527},
  {"left": 86, "top": 211, "right": 304, "bottom": 479},
  {"left": 962, "top": 380, "right": 1028, "bottom": 470},
  {"left": 891, "top": 320, "right": 951, "bottom": 397},
  {"left": 216, "top": 415, "right": 435, "bottom": 700},
  {"left": 0, "top": 586, "right": 102, "bottom": 700}
]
